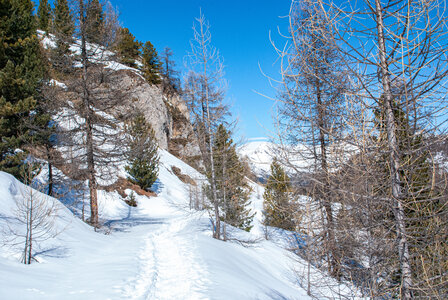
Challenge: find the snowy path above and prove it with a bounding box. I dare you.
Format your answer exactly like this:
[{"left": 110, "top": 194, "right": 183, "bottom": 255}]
[
  {"left": 0, "top": 152, "right": 319, "bottom": 299},
  {"left": 123, "top": 215, "right": 210, "bottom": 300}
]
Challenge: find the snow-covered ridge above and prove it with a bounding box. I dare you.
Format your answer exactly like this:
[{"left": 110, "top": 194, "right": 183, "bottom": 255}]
[{"left": 238, "top": 141, "right": 313, "bottom": 182}]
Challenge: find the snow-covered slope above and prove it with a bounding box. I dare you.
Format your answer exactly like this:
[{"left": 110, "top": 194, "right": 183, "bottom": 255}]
[
  {"left": 239, "top": 141, "right": 312, "bottom": 182},
  {"left": 238, "top": 141, "right": 274, "bottom": 181},
  {"left": 0, "top": 150, "right": 323, "bottom": 300}
]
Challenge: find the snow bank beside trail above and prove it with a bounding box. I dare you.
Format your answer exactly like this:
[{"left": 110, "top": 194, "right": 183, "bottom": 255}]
[
  {"left": 0, "top": 150, "right": 359, "bottom": 299},
  {"left": 0, "top": 171, "right": 93, "bottom": 247}
]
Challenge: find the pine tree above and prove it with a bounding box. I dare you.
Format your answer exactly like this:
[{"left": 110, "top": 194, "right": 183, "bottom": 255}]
[
  {"left": 373, "top": 83, "right": 444, "bottom": 293},
  {"left": 160, "top": 47, "right": 180, "bottom": 96},
  {"left": 85, "top": 0, "right": 103, "bottom": 44},
  {"left": 37, "top": 0, "right": 51, "bottom": 32},
  {"left": 0, "top": 0, "right": 45, "bottom": 180},
  {"left": 115, "top": 27, "right": 141, "bottom": 68},
  {"left": 53, "top": 0, "right": 74, "bottom": 40},
  {"left": 211, "top": 124, "right": 254, "bottom": 233},
  {"left": 52, "top": 0, "right": 74, "bottom": 73},
  {"left": 141, "top": 41, "right": 161, "bottom": 85},
  {"left": 125, "top": 114, "right": 160, "bottom": 191},
  {"left": 263, "top": 160, "right": 295, "bottom": 231}
]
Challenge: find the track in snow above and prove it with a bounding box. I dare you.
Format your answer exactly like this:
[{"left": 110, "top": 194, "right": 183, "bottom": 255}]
[{"left": 122, "top": 215, "right": 210, "bottom": 300}]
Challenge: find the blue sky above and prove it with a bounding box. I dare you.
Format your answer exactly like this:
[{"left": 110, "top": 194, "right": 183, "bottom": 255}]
[
  {"left": 38, "top": 0, "right": 292, "bottom": 141},
  {"left": 111, "top": 0, "right": 291, "bottom": 141}
]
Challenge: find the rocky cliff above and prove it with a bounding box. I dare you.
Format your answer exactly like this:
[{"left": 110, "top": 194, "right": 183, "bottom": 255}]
[{"left": 113, "top": 69, "right": 201, "bottom": 165}]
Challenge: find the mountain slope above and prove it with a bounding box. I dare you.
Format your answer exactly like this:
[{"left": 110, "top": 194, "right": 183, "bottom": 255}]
[{"left": 0, "top": 150, "right": 318, "bottom": 300}]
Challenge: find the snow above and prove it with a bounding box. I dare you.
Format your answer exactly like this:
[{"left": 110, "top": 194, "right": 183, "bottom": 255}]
[
  {"left": 49, "top": 79, "right": 67, "bottom": 89},
  {"left": 38, "top": 29, "right": 143, "bottom": 77},
  {"left": 0, "top": 150, "right": 318, "bottom": 299},
  {"left": 238, "top": 141, "right": 312, "bottom": 182},
  {"left": 239, "top": 141, "right": 274, "bottom": 180},
  {"left": 6, "top": 33, "right": 358, "bottom": 296},
  {"left": 0, "top": 147, "right": 362, "bottom": 299}
]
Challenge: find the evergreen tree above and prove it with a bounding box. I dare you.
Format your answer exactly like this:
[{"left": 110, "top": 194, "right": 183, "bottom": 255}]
[
  {"left": 263, "top": 160, "right": 295, "bottom": 231},
  {"left": 115, "top": 27, "right": 141, "bottom": 68},
  {"left": 160, "top": 47, "right": 180, "bottom": 96},
  {"left": 373, "top": 84, "right": 443, "bottom": 292},
  {"left": 52, "top": 0, "right": 74, "bottom": 73},
  {"left": 211, "top": 124, "right": 254, "bottom": 232},
  {"left": 53, "top": 0, "right": 74, "bottom": 40},
  {"left": 141, "top": 41, "right": 161, "bottom": 85},
  {"left": 0, "top": 0, "right": 45, "bottom": 180},
  {"left": 125, "top": 113, "right": 159, "bottom": 191},
  {"left": 37, "top": 0, "right": 51, "bottom": 32},
  {"left": 85, "top": 0, "right": 103, "bottom": 44}
]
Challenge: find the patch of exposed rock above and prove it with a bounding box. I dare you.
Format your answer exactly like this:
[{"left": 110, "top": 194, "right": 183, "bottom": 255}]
[{"left": 112, "top": 69, "right": 201, "bottom": 165}]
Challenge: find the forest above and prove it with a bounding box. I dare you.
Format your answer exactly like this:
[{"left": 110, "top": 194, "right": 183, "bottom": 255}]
[{"left": 1, "top": 0, "right": 448, "bottom": 299}]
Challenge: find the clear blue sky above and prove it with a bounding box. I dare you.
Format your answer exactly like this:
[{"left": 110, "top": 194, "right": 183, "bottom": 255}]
[{"left": 39, "top": 0, "right": 292, "bottom": 141}]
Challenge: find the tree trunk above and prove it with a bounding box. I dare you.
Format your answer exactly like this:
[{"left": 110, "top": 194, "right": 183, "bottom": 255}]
[
  {"left": 374, "top": 1, "right": 413, "bottom": 297},
  {"left": 80, "top": 0, "right": 98, "bottom": 227},
  {"left": 24, "top": 198, "right": 31, "bottom": 264},
  {"left": 47, "top": 161, "right": 53, "bottom": 197},
  {"left": 316, "top": 76, "right": 339, "bottom": 279},
  {"left": 27, "top": 191, "right": 34, "bottom": 264},
  {"left": 206, "top": 95, "right": 220, "bottom": 240},
  {"left": 222, "top": 151, "right": 227, "bottom": 241}
]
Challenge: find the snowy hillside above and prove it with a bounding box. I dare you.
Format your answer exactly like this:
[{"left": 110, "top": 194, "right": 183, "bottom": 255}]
[
  {"left": 239, "top": 141, "right": 274, "bottom": 181},
  {"left": 0, "top": 149, "right": 353, "bottom": 300},
  {"left": 238, "top": 141, "right": 312, "bottom": 182}
]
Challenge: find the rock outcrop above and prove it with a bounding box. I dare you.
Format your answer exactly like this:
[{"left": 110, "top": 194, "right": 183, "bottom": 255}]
[{"left": 109, "top": 69, "right": 201, "bottom": 166}]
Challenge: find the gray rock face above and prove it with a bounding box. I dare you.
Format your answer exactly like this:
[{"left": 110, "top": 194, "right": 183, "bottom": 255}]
[
  {"left": 113, "top": 69, "right": 171, "bottom": 149},
  {"left": 113, "top": 69, "right": 201, "bottom": 163}
]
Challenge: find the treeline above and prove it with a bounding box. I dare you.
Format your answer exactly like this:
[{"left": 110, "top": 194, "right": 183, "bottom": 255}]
[{"left": 261, "top": 0, "right": 448, "bottom": 298}]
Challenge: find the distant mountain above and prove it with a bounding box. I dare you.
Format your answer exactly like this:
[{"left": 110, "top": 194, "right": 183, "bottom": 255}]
[
  {"left": 238, "top": 140, "right": 314, "bottom": 183},
  {"left": 238, "top": 141, "right": 276, "bottom": 183}
]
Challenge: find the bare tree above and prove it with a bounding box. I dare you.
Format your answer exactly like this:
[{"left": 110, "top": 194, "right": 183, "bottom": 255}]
[
  {"left": 6, "top": 164, "right": 59, "bottom": 265},
  {"left": 54, "top": 0, "right": 127, "bottom": 227},
  {"left": 183, "top": 10, "right": 229, "bottom": 240},
  {"left": 324, "top": 0, "right": 448, "bottom": 297},
  {"left": 274, "top": 0, "right": 348, "bottom": 279},
  {"left": 273, "top": 0, "right": 448, "bottom": 297},
  {"left": 274, "top": 0, "right": 448, "bottom": 297}
]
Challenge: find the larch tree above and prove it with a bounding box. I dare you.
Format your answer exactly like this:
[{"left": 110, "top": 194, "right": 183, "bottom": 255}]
[
  {"left": 55, "top": 0, "right": 126, "bottom": 227},
  {"left": 287, "top": 0, "right": 448, "bottom": 297},
  {"left": 10, "top": 163, "right": 59, "bottom": 265},
  {"left": 322, "top": 0, "right": 448, "bottom": 297},
  {"left": 183, "top": 10, "right": 228, "bottom": 240},
  {"left": 276, "top": 0, "right": 348, "bottom": 279}
]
